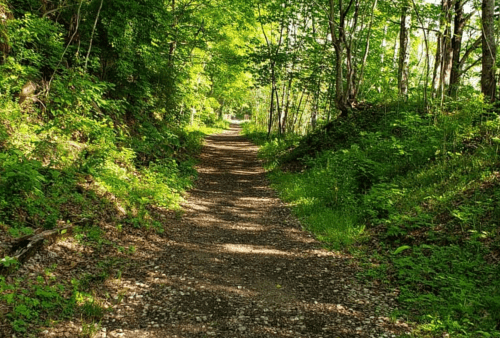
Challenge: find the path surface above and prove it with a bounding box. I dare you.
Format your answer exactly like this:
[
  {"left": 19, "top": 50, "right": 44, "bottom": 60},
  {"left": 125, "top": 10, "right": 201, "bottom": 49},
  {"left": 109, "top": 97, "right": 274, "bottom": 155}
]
[{"left": 98, "top": 125, "right": 409, "bottom": 337}]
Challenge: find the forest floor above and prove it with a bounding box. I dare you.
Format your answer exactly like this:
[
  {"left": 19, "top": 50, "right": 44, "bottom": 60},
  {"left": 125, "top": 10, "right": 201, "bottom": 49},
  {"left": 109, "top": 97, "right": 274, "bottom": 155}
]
[{"left": 18, "top": 124, "right": 412, "bottom": 337}]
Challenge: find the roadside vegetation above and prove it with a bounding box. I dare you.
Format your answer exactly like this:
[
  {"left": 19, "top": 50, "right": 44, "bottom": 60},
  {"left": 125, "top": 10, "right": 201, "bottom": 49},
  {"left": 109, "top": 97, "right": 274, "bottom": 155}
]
[
  {"left": 0, "top": 0, "right": 236, "bottom": 335},
  {"left": 243, "top": 99, "right": 500, "bottom": 336},
  {"left": 238, "top": 0, "right": 500, "bottom": 335}
]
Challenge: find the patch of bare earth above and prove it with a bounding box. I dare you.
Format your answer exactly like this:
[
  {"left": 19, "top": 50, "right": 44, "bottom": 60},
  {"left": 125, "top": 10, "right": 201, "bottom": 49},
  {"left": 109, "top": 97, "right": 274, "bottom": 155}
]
[{"left": 20, "top": 125, "right": 411, "bottom": 338}]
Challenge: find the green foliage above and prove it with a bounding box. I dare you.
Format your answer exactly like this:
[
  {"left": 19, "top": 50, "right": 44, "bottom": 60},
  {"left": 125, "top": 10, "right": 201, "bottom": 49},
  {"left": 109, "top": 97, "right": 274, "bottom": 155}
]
[
  {"left": 0, "top": 276, "right": 75, "bottom": 333},
  {"left": 0, "top": 266, "right": 113, "bottom": 334},
  {"left": 2, "top": 13, "right": 64, "bottom": 84},
  {"left": 267, "top": 162, "right": 365, "bottom": 248},
  {"left": 246, "top": 97, "right": 500, "bottom": 336},
  {"left": 0, "top": 0, "right": 495, "bottom": 336},
  {"left": 241, "top": 122, "right": 269, "bottom": 145},
  {"left": 0, "top": 151, "right": 44, "bottom": 196},
  {"left": 0, "top": 255, "right": 19, "bottom": 268},
  {"left": 0, "top": 0, "right": 237, "bottom": 240},
  {"left": 393, "top": 244, "right": 500, "bottom": 336}
]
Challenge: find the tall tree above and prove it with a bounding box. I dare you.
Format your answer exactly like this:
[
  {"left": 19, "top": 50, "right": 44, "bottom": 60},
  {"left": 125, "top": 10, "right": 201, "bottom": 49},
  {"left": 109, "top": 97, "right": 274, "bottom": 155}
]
[
  {"left": 448, "top": 0, "right": 480, "bottom": 97},
  {"left": 481, "top": 0, "right": 496, "bottom": 102}
]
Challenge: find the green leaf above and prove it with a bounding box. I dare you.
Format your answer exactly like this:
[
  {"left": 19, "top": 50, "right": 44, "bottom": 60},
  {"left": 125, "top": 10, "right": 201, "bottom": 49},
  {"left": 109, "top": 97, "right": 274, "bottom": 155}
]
[{"left": 393, "top": 245, "right": 411, "bottom": 255}]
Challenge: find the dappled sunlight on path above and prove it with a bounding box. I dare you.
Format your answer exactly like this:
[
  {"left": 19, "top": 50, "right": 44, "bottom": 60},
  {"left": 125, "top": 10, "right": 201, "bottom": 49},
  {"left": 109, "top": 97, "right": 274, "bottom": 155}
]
[{"left": 93, "top": 125, "right": 410, "bottom": 338}]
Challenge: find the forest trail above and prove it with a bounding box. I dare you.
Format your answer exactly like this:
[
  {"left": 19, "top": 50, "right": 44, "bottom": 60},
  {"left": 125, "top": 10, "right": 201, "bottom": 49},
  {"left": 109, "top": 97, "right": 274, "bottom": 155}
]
[{"left": 92, "top": 125, "right": 410, "bottom": 337}]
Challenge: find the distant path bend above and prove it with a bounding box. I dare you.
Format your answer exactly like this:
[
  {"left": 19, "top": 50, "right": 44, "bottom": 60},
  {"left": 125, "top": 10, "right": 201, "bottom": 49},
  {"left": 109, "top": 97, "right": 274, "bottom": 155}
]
[{"left": 103, "top": 124, "right": 410, "bottom": 337}]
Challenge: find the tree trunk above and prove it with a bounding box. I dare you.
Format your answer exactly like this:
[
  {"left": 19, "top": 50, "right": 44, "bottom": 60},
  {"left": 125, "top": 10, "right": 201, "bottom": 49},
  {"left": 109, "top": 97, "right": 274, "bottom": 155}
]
[
  {"left": 268, "top": 67, "right": 276, "bottom": 138},
  {"left": 398, "top": 4, "right": 411, "bottom": 100},
  {"left": 481, "top": 0, "right": 496, "bottom": 102},
  {"left": 84, "top": 0, "right": 104, "bottom": 70},
  {"left": 311, "top": 78, "right": 321, "bottom": 130},
  {"left": 334, "top": 46, "right": 348, "bottom": 116},
  {"left": 282, "top": 76, "right": 293, "bottom": 134},
  {"left": 440, "top": 0, "right": 453, "bottom": 92},
  {"left": 448, "top": 0, "right": 474, "bottom": 97},
  {"left": 431, "top": 32, "right": 442, "bottom": 97},
  {"left": 345, "top": 1, "right": 360, "bottom": 103},
  {"left": 292, "top": 90, "right": 306, "bottom": 133},
  {"left": 448, "top": 1, "right": 463, "bottom": 97},
  {"left": 276, "top": 84, "right": 283, "bottom": 137},
  {"left": 329, "top": 0, "right": 357, "bottom": 117},
  {"left": 355, "top": 0, "right": 378, "bottom": 98},
  {"left": 380, "top": 25, "right": 388, "bottom": 73}
]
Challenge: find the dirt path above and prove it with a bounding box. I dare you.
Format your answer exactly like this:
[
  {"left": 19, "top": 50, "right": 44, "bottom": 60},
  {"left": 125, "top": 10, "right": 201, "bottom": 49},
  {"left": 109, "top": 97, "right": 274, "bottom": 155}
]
[{"left": 93, "top": 125, "right": 410, "bottom": 337}]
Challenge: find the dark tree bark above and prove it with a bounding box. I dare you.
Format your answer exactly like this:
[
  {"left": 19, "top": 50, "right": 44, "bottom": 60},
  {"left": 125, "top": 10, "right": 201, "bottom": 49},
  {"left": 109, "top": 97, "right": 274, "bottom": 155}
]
[
  {"left": 481, "top": 0, "right": 496, "bottom": 102},
  {"left": 448, "top": 0, "right": 476, "bottom": 97},
  {"left": 282, "top": 75, "right": 293, "bottom": 134},
  {"left": 431, "top": 31, "right": 442, "bottom": 96},
  {"left": 431, "top": 0, "right": 452, "bottom": 98},
  {"left": 257, "top": 1, "right": 287, "bottom": 137}
]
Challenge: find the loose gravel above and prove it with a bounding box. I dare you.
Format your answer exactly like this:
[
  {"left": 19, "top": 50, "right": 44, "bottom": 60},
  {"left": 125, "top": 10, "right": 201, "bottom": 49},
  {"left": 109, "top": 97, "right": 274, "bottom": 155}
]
[{"left": 37, "top": 124, "right": 411, "bottom": 338}]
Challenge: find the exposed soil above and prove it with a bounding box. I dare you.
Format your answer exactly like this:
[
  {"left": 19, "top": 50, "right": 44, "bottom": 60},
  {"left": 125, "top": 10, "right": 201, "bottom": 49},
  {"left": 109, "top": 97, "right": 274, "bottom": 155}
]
[{"left": 13, "top": 124, "right": 411, "bottom": 337}]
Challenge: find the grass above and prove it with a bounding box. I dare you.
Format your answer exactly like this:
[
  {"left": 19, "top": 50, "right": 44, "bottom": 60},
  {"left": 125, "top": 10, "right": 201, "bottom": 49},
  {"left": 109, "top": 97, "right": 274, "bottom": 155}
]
[
  {"left": 269, "top": 170, "right": 365, "bottom": 248},
  {"left": 243, "top": 98, "right": 500, "bottom": 337}
]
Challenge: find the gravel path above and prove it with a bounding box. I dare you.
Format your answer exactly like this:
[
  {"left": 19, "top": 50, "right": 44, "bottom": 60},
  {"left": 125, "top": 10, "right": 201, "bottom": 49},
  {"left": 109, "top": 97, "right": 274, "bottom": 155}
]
[{"left": 94, "top": 125, "right": 410, "bottom": 337}]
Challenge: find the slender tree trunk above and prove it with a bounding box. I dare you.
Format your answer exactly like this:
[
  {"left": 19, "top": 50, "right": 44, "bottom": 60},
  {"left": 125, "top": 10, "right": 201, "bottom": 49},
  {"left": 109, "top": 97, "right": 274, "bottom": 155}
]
[
  {"left": 257, "top": 2, "right": 287, "bottom": 137},
  {"left": 380, "top": 25, "right": 388, "bottom": 91},
  {"left": 276, "top": 83, "right": 284, "bottom": 137},
  {"left": 398, "top": 3, "right": 411, "bottom": 100},
  {"left": 84, "top": 0, "right": 104, "bottom": 71},
  {"left": 431, "top": 32, "right": 442, "bottom": 97},
  {"left": 296, "top": 93, "right": 310, "bottom": 134},
  {"left": 380, "top": 25, "right": 387, "bottom": 65},
  {"left": 345, "top": 1, "right": 360, "bottom": 103},
  {"left": 441, "top": 0, "right": 453, "bottom": 91},
  {"left": 334, "top": 46, "right": 347, "bottom": 115},
  {"left": 282, "top": 76, "right": 293, "bottom": 134},
  {"left": 292, "top": 90, "right": 306, "bottom": 133},
  {"left": 355, "top": 0, "right": 378, "bottom": 98},
  {"left": 47, "top": 0, "right": 84, "bottom": 95},
  {"left": 329, "top": 0, "right": 356, "bottom": 117},
  {"left": 327, "top": 80, "right": 334, "bottom": 121},
  {"left": 268, "top": 67, "right": 276, "bottom": 138},
  {"left": 311, "top": 78, "right": 321, "bottom": 130},
  {"left": 410, "top": 0, "right": 431, "bottom": 111},
  {"left": 448, "top": 0, "right": 465, "bottom": 97},
  {"left": 481, "top": 0, "right": 496, "bottom": 102}
]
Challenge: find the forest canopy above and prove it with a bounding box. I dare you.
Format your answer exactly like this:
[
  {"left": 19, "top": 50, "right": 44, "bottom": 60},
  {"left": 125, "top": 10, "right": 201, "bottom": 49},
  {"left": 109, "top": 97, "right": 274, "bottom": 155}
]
[{"left": 1, "top": 0, "right": 500, "bottom": 336}]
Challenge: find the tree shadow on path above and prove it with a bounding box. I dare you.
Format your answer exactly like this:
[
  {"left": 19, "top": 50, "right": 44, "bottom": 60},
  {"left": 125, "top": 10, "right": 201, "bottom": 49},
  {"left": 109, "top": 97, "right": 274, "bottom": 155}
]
[{"left": 76, "top": 125, "right": 412, "bottom": 338}]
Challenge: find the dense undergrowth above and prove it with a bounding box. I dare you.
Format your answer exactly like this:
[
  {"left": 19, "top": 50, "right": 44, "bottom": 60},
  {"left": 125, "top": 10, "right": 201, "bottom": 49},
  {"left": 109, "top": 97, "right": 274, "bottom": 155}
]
[
  {"left": 243, "top": 97, "right": 500, "bottom": 337},
  {"left": 0, "top": 97, "right": 227, "bottom": 333},
  {"left": 0, "top": 78, "right": 227, "bottom": 333},
  {"left": 0, "top": 96, "right": 227, "bottom": 238},
  {"left": 0, "top": 0, "right": 232, "bottom": 333}
]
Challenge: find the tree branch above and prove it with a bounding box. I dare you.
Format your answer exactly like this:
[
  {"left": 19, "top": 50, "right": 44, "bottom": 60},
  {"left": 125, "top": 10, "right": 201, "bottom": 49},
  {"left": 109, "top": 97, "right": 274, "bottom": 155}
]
[{"left": 84, "top": 0, "right": 104, "bottom": 71}]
